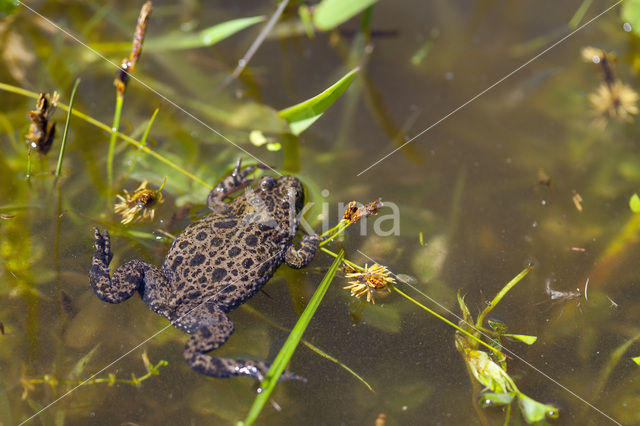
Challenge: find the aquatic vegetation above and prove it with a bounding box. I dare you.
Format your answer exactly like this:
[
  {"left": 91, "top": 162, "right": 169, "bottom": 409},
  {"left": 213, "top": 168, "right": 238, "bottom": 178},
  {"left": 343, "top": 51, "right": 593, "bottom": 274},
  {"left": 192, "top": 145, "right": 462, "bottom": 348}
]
[
  {"left": 25, "top": 91, "right": 58, "bottom": 155},
  {"left": 114, "top": 178, "right": 165, "bottom": 224},
  {"left": 343, "top": 262, "right": 394, "bottom": 304}
]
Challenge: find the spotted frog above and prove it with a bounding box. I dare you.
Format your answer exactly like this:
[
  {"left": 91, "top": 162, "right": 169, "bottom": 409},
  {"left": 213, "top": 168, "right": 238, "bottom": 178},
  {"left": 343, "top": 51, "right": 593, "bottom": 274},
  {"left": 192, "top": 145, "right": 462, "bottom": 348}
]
[{"left": 89, "top": 161, "right": 320, "bottom": 380}]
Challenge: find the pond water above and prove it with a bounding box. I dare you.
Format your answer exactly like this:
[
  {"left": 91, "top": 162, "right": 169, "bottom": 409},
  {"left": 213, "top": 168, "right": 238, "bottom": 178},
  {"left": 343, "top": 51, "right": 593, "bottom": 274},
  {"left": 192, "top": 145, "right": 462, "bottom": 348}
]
[{"left": 1, "top": 0, "right": 640, "bottom": 425}]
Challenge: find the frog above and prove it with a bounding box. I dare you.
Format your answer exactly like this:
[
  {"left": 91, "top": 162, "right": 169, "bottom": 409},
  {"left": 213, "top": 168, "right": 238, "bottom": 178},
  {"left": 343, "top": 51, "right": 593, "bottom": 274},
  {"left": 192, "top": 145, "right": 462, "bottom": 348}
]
[{"left": 89, "top": 160, "right": 320, "bottom": 381}]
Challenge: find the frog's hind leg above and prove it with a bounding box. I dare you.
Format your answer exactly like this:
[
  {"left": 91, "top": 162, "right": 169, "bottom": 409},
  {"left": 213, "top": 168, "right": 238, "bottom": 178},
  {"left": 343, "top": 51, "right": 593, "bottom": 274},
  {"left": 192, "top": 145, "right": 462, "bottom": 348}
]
[
  {"left": 90, "top": 228, "right": 167, "bottom": 307},
  {"left": 285, "top": 234, "right": 321, "bottom": 269},
  {"left": 207, "top": 158, "right": 256, "bottom": 212},
  {"left": 180, "top": 302, "right": 301, "bottom": 381}
]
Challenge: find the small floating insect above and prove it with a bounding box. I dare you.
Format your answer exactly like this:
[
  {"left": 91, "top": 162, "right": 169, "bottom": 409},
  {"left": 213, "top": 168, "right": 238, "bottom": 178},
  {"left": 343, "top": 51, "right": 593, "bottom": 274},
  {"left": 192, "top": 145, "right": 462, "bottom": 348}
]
[{"left": 114, "top": 178, "right": 165, "bottom": 224}]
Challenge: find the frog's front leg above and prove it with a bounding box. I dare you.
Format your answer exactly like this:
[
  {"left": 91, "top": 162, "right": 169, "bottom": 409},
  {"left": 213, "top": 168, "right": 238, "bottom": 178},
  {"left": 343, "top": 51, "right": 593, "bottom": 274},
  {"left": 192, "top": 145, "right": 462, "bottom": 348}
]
[
  {"left": 285, "top": 234, "right": 321, "bottom": 269},
  {"left": 180, "top": 301, "right": 300, "bottom": 381},
  {"left": 207, "top": 159, "right": 256, "bottom": 212},
  {"left": 89, "top": 228, "right": 171, "bottom": 316}
]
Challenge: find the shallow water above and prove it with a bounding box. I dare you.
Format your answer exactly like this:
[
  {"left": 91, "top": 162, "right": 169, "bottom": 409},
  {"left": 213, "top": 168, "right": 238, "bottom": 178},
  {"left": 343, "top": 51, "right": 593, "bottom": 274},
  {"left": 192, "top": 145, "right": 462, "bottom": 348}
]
[{"left": 2, "top": 0, "right": 640, "bottom": 425}]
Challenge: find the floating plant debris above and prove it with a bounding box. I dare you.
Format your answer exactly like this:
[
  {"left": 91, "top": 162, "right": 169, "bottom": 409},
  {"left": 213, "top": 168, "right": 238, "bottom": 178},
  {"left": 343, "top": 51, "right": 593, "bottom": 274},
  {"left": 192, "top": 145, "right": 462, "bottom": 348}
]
[
  {"left": 114, "top": 178, "right": 165, "bottom": 224},
  {"left": 25, "top": 91, "right": 59, "bottom": 154},
  {"left": 343, "top": 262, "right": 394, "bottom": 304},
  {"left": 582, "top": 46, "right": 639, "bottom": 126},
  {"left": 342, "top": 199, "right": 383, "bottom": 223}
]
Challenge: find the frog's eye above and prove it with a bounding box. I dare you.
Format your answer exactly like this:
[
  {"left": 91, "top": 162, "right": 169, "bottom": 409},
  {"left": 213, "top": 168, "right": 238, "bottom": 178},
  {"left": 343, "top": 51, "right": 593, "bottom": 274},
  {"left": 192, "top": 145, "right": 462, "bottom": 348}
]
[{"left": 260, "top": 176, "right": 276, "bottom": 191}]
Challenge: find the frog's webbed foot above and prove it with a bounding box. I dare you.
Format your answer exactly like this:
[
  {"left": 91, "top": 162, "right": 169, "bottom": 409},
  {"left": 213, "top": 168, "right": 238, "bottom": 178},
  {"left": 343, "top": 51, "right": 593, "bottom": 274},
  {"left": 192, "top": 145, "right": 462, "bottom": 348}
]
[
  {"left": 90, "top": 228, "right": 163, "bottom": 305},
  {"left": 181, "top": 303, "right": 303, "bottom": 381},
  {"left": 207, "top": 158, "right": 256, "bottom": 212},
  {"left": 285, "top": 233, "right": 321, "bottom": 269}
]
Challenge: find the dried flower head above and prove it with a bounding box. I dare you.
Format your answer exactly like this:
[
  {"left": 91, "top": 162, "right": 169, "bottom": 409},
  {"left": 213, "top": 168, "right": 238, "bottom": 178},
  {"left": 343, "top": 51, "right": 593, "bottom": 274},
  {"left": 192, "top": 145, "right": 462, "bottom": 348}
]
[
  {"left": 344, "top": 262, "right": 395, "bottom": 304},
  {"left": 342, "top": 199, "right": 383, "bottom": 223},
  {"left": 114, "top": 179, "right": 165, "bottom": 224},
  {"left": 25, "top": 91, "right": 59, "bottom": 155},
  {"left": 115, "top": 1, "right": 152, "bottom": 94},
  {"left": 589, "top": 80, "right": 639, "bottom": 125}
]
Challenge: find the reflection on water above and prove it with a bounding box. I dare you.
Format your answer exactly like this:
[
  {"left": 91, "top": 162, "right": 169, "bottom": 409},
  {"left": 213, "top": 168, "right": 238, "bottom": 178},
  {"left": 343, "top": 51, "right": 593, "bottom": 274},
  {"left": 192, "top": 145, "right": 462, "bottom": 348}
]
[{"left": 2, "top": 0, "right": 640, "bottom": 424}]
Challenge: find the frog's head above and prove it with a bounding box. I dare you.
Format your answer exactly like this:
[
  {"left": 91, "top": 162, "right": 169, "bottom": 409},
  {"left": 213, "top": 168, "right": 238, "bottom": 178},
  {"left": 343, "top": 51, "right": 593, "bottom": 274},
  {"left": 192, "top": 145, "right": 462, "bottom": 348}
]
[{"left": 253, "top": 175, "right": 304, "bottom": 233}]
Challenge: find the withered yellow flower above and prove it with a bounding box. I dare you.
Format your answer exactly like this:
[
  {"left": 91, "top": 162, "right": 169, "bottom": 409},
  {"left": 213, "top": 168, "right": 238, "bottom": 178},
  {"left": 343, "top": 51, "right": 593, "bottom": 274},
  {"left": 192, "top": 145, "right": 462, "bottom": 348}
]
[
  {"left": 114, "top": 179, "right": 164, "bottom": 224},
  {"left": 589, "top": 80, "right": 639, "bottom": 124},
  {"left": 344, "top": 263, "right": 395, "bottom": 304}
]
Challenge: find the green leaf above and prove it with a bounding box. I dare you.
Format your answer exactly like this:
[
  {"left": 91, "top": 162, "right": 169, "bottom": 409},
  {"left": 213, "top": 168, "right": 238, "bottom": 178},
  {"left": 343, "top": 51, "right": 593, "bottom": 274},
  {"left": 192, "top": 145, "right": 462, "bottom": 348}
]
[
  {"left": 503, "top": 334, "right": 538, "bottom": 345},
  {"left": 478, "top": 392, "right": 516, "bottom": 407},
  {"left": 313, "top": 0, "right": 378, "bottom": 31},
  {"left": 456, "top": 290, "right": 474, "bottom": 328},
  {"left": 145, "top": 16, "right": 265, "bottom": 51},
  {"left": 629, "top": 193, "right": 640, "bottom": 213},
  {"left": 279, "top": 68, "right": 359, "bottom": 135},
  {"left": 622, "top": 0, "right": 640, "bottom": 36},
  {"left": 517, "top": 393, "right": 559, "bottom": 423},
  {"left": 633, "top": 355, "right": 640, "bottom": 366},
  {"left": 242, "top": 250, "right": 344, "bottom": 426},
  {"left": 0, "top": 0, "right": 18, "bottom": 18}
]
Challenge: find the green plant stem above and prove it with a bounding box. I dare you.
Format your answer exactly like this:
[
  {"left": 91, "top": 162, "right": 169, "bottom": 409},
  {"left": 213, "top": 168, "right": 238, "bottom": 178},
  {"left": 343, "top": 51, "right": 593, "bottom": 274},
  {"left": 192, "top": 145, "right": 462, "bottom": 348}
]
[
  {"left": 393, "top": 286, "right": 504, "bottom": 357},
  {"left": 140, "top": 108, "right": 159, "bottom": 147},
  {"left": 55, "top": 78, "right": 80, "bottom": 177},
  {"left": 320, "top": 246, "right": 361, "bottom": 271},
  {"left": 107, "top": 92, "right": 124, "bottom": 196},
  {"left": 0, "top": 82, "right": 211, "bottom": 189},
  {"left": 475, "top": 266, "right": 532, "bottom": 329},
  {"left": 242, "top": 250, "right": 344, "bottom": 426}
]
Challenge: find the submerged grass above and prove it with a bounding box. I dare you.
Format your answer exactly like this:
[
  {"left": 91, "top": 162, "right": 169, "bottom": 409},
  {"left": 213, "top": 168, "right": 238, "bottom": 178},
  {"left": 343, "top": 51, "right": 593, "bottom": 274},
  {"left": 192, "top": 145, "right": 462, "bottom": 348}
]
[
  {"left": 241, "top": 250, "right": 344, "bottom": 426},
  {"left": 54, "top": 78, "right": 80, "bottom": 177}
]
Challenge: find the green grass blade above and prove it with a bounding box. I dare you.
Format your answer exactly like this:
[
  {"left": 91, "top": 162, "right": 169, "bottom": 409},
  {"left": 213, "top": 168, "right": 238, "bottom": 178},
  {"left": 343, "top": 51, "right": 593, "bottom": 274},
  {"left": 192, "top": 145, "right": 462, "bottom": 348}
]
[
  {"left": 278, "top": 68, "right": 359, "bottom": 135},
  {"left": 313, "top": 0, "right": 378, "bottom": 31},
  {"left": 140, "top": 108, "right": 159, "bottom": 147},
  {"left": 242, "top": 250, "right": 344, "bottom": 426},
  {"left": 55, "top": 78, "right": 80, "bottom": 177},
  {"left": 144, "top": 16, "right": 265, "bottom": 51}
]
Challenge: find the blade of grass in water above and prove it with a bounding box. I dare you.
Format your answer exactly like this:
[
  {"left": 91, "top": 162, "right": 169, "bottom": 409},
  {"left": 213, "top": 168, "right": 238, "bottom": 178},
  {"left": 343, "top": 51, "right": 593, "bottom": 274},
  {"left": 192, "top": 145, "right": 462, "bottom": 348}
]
[
  {"left": 241, "top": 250, "right": 344, "bottom": 426},
  {"left": 55, "top": 78, "right": 80, "bottom": 177},
  {"left": 107, "top": 92, "right": 124, "bottom": 196}
]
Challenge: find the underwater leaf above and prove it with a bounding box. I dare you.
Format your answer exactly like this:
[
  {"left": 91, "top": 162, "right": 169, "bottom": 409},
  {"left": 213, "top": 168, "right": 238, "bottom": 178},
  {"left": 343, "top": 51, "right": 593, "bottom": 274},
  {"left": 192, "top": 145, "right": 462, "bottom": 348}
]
[
  {"left": 503, "top": 334, "right": 538, "bottom": 345},
  {"left": 517, "top": 393, "right": 559, "bottom": 423},
  {"left": 622, "top": 1, "right": 640, "bottom": 37},
  {"left": 633, "top": 355, "right": 640, "bottom": 366},
  {"left": 313, "top": 0, "right": 378, "bottom": 31},
  {"left": 455, "top": 335, "right": 513, "bottom": 394},
  {"left": 478, "top": 392, "right": 516, "bottom": 407},
  {"left": 629, "top": 193, "right": 640, "bottom": 213},
  {"left": 278, "top": 68, "right": 359, "bottom": 135},
  {"left": 0, "top": 0, "right": 18, "bottom": 17},
  {"left": 68, "top": 344, "right": 101, "bottom": 380},
  {"left": 145, "top": 16, "right": 265, "bottom": 51}
]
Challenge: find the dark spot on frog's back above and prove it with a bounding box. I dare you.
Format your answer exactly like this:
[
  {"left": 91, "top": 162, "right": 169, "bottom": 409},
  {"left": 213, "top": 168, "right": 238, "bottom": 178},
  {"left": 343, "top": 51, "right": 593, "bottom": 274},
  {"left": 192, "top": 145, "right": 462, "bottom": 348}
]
[
  {"left": 245, "top": 235, "right": 258, "bottom": 247},
  {"left": 172, "top": 255, "right": 184, "bottom": 269},
  {"left": 242, "top": 258, "right": 254, "bottom": 269},
  {"left": 196, "top": 231, "right": 207, "bottom": 241},
  {"left": 211, "top": 267, "right": 227, "bottom": 282},
  {"left": 211, "top": 237, "right": 223, "bottom": 247},
  {"left": 178, "top": 241, "right": 189, "bottom": 249},
  {"left": 214, "top": 220, "right": 237, "bottom": 229},
  {"left": 190, "top": 253, "right": 205, "bottom": 266},
  {"left": 228, "top": 247, "right": 241, "bottom": 257}
]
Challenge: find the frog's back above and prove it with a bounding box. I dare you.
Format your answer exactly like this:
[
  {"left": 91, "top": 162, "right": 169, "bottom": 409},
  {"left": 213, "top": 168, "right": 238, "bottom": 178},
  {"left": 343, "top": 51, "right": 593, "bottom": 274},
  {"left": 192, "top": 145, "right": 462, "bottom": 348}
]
[{"left": 163, "top": 212, "right": 288, "bottom": 312}]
